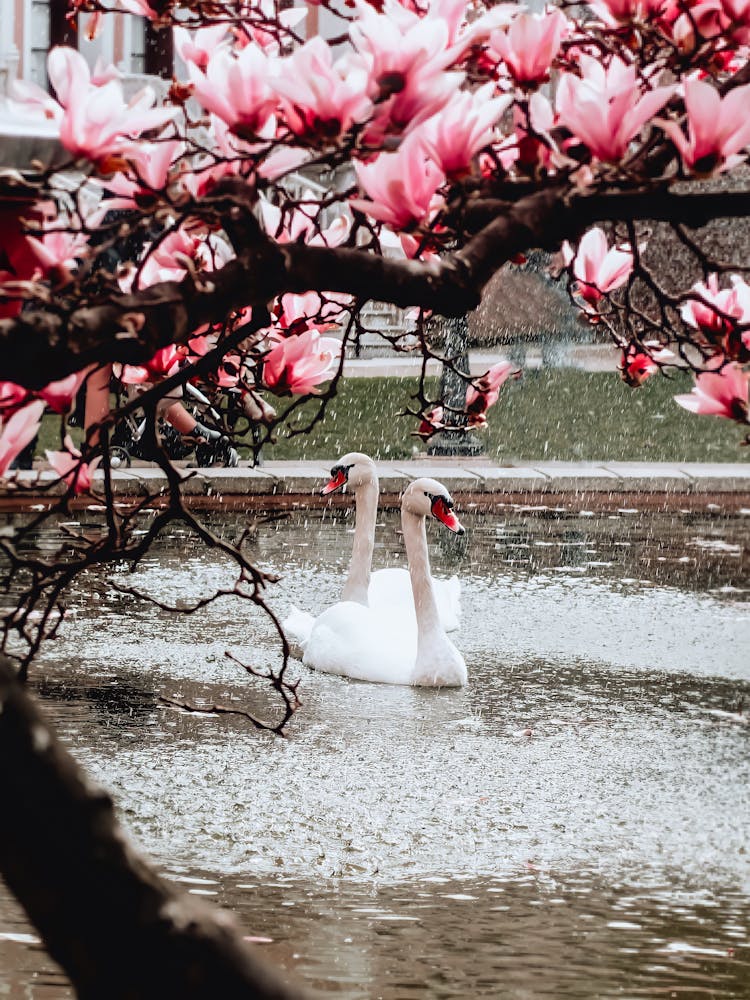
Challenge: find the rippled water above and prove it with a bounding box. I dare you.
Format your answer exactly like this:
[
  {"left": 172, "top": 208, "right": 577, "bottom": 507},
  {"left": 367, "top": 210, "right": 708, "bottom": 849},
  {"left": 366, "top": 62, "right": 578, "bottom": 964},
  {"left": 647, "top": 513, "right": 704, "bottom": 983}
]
[{"left": 1, "top": 504, "right": 749, "bottom": 997}]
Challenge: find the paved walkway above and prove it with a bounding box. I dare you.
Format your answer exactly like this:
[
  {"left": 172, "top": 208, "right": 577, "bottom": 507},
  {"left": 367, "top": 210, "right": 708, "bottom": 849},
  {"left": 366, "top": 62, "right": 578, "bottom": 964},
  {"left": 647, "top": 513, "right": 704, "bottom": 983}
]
[
  {"left": 343, "top": 345, "right": 619, "bottom": 377},
  {"left": 5, "top": 459, "right": 750, "bottom": 502}
]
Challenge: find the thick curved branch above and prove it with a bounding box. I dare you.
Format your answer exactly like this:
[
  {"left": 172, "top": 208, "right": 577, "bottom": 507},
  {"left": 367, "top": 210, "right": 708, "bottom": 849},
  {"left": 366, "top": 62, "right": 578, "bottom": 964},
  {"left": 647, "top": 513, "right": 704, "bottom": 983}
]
[
  {"left": 460, "top": 189, "right": 750, "bottom": 235},
  {"left": 0, "top": 658, "right": 306, "bottom": 999},
  {"left": 3, "top": 181, "right": 750, "bottom": 388}
]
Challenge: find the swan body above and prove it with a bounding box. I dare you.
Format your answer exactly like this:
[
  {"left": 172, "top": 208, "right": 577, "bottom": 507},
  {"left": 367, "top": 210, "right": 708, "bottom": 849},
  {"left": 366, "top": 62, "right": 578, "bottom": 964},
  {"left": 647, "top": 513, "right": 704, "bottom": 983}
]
[
  {"left": 283, "top": 453, "right": 461, "bottom": 652},
  {"left": 285, "top": 568, "right": 460, "bottom": 651},
  {"left": 368, "top": 567, "right": 461, "bottom": 633},
  {"left": 302, "top": 478, "right": 467, "bottom": 687}
]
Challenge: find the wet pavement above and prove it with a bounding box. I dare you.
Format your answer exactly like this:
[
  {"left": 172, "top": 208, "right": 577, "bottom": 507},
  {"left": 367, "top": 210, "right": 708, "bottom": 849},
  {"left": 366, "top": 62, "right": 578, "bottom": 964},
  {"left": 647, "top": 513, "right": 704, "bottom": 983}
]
[{"left": 0, "top": 505, "right": 748, "bottom": 997}]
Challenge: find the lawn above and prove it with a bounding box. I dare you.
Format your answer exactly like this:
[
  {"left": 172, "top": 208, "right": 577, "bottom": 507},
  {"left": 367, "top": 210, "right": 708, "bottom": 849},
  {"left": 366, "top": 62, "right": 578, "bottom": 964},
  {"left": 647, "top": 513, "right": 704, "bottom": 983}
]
[
  {"left": 35, "top": 369, "right": 748, "bottom": 465},
  {"left": 255, "top": 370, "right": 748, "bottom": 464}
]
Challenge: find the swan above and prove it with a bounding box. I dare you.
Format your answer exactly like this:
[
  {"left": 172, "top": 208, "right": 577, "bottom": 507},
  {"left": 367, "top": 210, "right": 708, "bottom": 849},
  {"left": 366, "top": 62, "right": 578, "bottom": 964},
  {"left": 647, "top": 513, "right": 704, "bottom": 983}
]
[
  {"left": 283, "top": 453, "right": 461, "bottom": 652},
  {"left": 301, "top": 478, "right": 467, "bottom": 687}
]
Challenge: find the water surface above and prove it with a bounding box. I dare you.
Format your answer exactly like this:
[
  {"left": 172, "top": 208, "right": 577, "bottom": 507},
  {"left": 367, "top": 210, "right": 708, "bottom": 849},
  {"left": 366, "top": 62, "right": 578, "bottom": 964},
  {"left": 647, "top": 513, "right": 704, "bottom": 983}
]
[{"left": 1, "top": 505, "right": 748, "bottom": 997}]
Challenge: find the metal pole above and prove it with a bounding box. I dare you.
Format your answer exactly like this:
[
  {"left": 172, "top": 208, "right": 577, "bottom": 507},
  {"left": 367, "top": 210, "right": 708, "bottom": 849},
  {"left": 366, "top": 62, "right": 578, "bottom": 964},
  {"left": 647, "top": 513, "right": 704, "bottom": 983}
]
[{"left": 427, "top": 315, "right": 484, "bottom": 457}]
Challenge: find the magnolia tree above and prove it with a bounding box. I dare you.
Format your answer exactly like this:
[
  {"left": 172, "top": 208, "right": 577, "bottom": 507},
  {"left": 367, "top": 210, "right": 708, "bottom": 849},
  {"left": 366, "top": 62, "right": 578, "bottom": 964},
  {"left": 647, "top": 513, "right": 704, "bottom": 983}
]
[
  {"left": 1, "top": 0, "right": 749, "bottom": 658},
  {"left": 1, "top": 0, "right": 750, "bottom": 990}
]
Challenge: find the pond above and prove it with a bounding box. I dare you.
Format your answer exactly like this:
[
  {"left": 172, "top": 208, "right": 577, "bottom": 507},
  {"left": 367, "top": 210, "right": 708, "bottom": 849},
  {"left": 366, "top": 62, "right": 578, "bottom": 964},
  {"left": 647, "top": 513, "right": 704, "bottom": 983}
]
[{"left": 1, "top": 502, "right": 749, "bottom": 998}]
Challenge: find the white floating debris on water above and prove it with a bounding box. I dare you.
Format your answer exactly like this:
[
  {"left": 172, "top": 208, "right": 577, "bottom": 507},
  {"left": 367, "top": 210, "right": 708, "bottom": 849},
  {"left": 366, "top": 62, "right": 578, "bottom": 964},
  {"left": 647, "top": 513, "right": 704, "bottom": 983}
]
[
  {"left": 662, "top": 942, "right": 730, "bottom": 958},
  {"left": 690, "top": 538, "right": 742, "bottom": 554}
]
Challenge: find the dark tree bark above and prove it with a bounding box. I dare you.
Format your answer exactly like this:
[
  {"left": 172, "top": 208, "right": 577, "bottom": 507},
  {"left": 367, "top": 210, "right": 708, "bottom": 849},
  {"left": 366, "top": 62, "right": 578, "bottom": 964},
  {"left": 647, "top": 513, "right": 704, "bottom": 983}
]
[
  {"left": 0, "top": 658, "right": 306, "bottom": 1000},
  {"left": 3, "top": 178, "right": 750, "bottom": 388}
]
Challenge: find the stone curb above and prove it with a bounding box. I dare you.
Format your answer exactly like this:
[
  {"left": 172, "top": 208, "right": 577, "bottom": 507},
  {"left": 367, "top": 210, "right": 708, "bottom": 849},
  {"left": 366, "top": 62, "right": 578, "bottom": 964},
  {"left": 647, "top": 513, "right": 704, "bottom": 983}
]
[{"left": 2, "top": 460, "right": 749, "bottom": 499}]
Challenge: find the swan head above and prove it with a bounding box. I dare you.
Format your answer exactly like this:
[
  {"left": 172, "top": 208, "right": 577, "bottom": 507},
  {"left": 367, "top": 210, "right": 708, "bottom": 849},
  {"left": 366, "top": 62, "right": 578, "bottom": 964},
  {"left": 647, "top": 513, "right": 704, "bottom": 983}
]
[
  {"left": 402, "top": 478, "right": 465, "bottom": 535},
  {"left": 321, "top": 452, "right": 376, "bottom": 495}
]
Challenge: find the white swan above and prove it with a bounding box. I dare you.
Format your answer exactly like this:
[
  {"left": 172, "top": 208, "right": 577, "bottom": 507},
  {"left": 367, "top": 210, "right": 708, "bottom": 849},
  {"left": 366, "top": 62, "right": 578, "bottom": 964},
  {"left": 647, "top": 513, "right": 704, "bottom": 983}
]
[
  {"left": 283, "top": 453, "right": 461, "bottom": 652},
  {"left": 301, "top": 478, "right": 467, "bottom": 687}
]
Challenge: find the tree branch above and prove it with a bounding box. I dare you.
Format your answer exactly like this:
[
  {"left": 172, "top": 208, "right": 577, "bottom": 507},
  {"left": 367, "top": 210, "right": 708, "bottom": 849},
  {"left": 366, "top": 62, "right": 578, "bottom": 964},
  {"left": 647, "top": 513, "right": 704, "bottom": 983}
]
[
  {"left": 0, "top": 658, "right": 306, "bottom": 999},
  {"left": 3, "top": 181, "right": 750, "bottom": 388}
]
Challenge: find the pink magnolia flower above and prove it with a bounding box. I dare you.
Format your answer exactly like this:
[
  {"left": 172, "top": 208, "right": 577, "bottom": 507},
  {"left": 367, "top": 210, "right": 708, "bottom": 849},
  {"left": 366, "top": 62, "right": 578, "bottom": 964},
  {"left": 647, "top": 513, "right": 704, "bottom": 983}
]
[
  {"left": 497, "top": 92, "right": 557, "bottom": 174},
  {"left": 681, "top": 273, "right": 750, "bottom": 339},
  {"left": 16, "top": 47, "right": 178, "bottom": 166},
  {"left": 278, "top": 291, "right": 348, "bottom": 332},
  {"left": 659, "top": 78, "right": 750, "bottom": 175},
  {"left": 0, "top": 204, "right": 52, "bottom": 317},
  {"left": 351, "top": 0, "right": 456, "bottom": 88},
  {"left": 46, "top": 436, "right": 94, "bottom": 495},
  {"left": 262, "top": 330, "right": 342, "bottom": 395},
  {"left": 674, "top": 365, "right": 749, "bottom": 422},
  {"left": 351, "top": 133, "right": 445, "bottom": 231},
  {"left": 257, "top": 146, "right": 312, "bottom": 182},
  {"left": 414, "top": 405, "right": 445, "bottom": 439},
  {"left": 0, "top": 382, "right": 29, "bottom": 417},
  {"left": 620, "top": 342, "right": 675, "bottom": 386},
  {"left": 83, "top": 13, "right": 103, "bottom": 40},
  {"left": 589, "top": 0, "right": 668, "bottom": 25},
  {"left": 234, "top": 1, "right": 307, "bottom": 54},
  {"left": 177, "top": 115, "right": 263, "bottom": 198},
  {"left": 561, "top": 227, "right": 637, "bottom": 312},
  {"left": 260, "top": 199, "right": 350, "bottom": 247},
  {"left": 351, "top": 0, "right": 462, "bottom": 138},
  {"left": 188, "top": 44, "right": 278, "bottom": 139},
  {"left": 120, "top": 344, "right": 186, "bottom": 385},
  {"left": 59, "top": 48, "right": 176, "bottom": 164},
  {"left": 490, "top": 8, "right": 569, "bottom": 85},
  {"left": 421, "top": 84, "right": 512, "bottom": 178},
  {"left": 125, "top": 140, "right": 183, "bottom": 191},
  {"left": 661, "top": 0, "right": 730, "bottom": 49},
  {"left": 38, "top": 369, "right": 90, "bottom": 414},
  {"left": 718, "top": 0, "right": 750, "bottom": 43},
  {"left": 466, "top": 361, "right": 518, "bottom": 425},
  {"left": 556, "top": 54, "right": 674, "bottom": 162},
  {"left": 212, "top": 353, "right": 241, "bottom": 389},
  {"left": 274, "top": 38, "right": 372, "bottom": 143},
  {"left": 116, "top": 0, "right": 157, "bottom": 16},
  {"left": 86, "top": 139, "right": 182, "bottom": 227},
  {"left": 120, "top": 228, "right": 205, "bottom": 292},
  {"left": 0, "top": 400, "right": 45, "bottom": 478},
  {"left": 26, "top": 229, "right": 88, "bottom": 279},
  {"left": 173, "top": 24, "right": 228, "bottom": 69},
  {"left": 188, "top": 334, "right": 217, "bottom": 358}
]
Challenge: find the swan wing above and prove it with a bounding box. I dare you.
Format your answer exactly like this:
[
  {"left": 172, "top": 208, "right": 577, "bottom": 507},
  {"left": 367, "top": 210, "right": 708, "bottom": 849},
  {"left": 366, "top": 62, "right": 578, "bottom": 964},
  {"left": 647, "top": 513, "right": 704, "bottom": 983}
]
[
  {"left": 434, "top": 574, "right": 461, "bottom": 633},
  {"left": 369, "top": 567, "right": 462, "bottom": 632},
  {"left": 303, "top": 601, "right": 417, "bottom": 685},
  {"left": 282, "top": 605, "right": 316, "bottom": 659},
  {"left": 368, "top": 567, "right": 412, "bottom": 612}
]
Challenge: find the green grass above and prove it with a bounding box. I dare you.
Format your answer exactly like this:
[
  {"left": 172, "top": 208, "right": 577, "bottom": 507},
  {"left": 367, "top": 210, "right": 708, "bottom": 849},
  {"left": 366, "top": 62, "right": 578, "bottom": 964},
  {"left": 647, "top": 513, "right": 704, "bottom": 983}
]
[
  {"left": 35, "top": 370, "right": 748, "bottom": 464},
  {"left": 255, "top": 371, "right": 749, "bottom": 463}
]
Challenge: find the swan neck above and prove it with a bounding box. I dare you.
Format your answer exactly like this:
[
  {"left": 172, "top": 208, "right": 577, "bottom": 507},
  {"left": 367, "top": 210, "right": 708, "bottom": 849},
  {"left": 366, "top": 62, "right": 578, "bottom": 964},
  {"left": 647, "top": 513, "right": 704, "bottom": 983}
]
[
  {"left": 341, "top": 477, "right": 378, "bottom": 605},
  {"left": 401, "top": 508, "right": 442, "bottom": 639}
]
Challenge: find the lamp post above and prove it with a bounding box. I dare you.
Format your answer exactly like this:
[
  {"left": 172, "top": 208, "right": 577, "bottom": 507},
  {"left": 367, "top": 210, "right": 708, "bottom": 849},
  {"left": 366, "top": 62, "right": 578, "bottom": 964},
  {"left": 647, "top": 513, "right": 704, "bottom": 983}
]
[{"left": 427, "top": 314, "right": 484, "bottom": 457}]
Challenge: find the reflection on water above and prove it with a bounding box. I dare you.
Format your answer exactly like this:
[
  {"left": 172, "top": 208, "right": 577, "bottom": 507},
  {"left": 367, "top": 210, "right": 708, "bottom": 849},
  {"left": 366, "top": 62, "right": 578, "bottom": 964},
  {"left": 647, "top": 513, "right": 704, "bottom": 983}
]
[
  {"left": 1, "top": 506, "right": 749, "bottom": 998},
  {"left": 2, "top": 869, "right": 749, "bottom": 998}
]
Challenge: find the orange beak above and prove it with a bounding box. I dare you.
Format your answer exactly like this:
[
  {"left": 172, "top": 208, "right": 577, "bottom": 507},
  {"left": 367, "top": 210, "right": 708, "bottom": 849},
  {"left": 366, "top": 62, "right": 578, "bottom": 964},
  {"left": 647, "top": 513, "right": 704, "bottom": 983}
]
[
  {"left": 321, "top": 468, "right": 348, "bottom": 495},
  {"left": 431, "top": 497, "right": 464, "bottom": 535}
]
